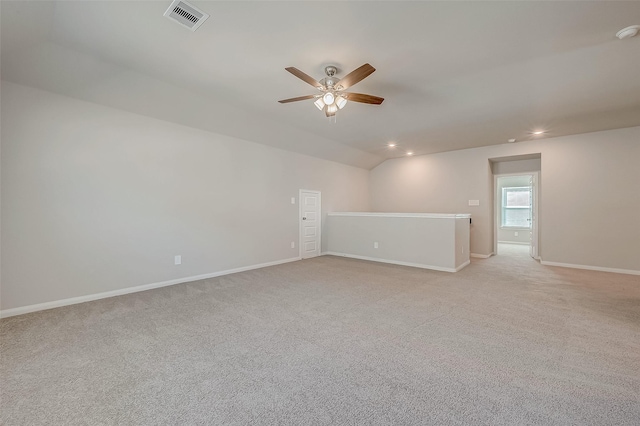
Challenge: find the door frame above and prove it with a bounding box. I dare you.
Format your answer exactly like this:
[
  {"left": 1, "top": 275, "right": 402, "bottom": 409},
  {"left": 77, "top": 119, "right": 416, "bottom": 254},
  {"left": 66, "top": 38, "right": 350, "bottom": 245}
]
[
  {"left": 298, "top": 189, "right": 322, "bottom": 259},
  {"left": 493, "top": 172, "right": 540, "bottom": 259},
  {"left": 529, "top": 172, "right": 539, "bottom": 259}
]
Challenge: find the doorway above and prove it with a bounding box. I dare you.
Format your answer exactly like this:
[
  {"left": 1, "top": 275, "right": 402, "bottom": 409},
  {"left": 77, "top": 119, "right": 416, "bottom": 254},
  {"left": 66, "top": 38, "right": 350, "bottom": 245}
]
[
  {"left": 494, "top": 173, "right": 539, "bottom": 259},
  {"left": 299, "top": 189, "right": 321, "bottom": 259}
]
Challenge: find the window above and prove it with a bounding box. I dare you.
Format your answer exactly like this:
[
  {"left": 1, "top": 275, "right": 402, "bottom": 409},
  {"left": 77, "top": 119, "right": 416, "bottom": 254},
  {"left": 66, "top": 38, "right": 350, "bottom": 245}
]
[{"left": 502, "top": 186, "right": 531, "bottom": 228}]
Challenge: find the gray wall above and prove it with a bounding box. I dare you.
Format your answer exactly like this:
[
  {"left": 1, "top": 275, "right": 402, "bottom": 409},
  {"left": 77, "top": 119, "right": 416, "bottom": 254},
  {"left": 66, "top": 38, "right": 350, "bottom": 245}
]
[
  {"left": 326, "top": 214, "right": 469, "bottom": 271},
  {"left": 1, "top": 82, "right": 370, "bottom": 311},
  {"left": 492, "top": 158, "right": 541, "bottom": 175},
  {"left": 2, "top": 81, "right": 639, "bottom": 312},
  {"left": 370, "top": 148, "right": 494, "bottom": 256},
  {"left": 454, "top": 217, "right": 471, "bottom": 268},
  {"left": 370, "top": 126, "right": 640, "bottom": 271}
]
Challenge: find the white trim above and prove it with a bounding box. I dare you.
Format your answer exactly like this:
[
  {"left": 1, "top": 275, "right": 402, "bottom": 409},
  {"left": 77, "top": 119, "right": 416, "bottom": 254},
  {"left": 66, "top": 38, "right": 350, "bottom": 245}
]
[
  {"left": 530, "top": 172, "right": 539, "bottom": 259},
  {"left": 323, "top": 251, "right": 465, "bottom": 273},
  {"left": 470, "top": 252, "right": 494, "bottom": 258},
  {"left": 540, "top": 260, "right": 640, "bottom": 276},
  {"left": 497, "top": 241, "right": 530, "bottom": 245},
  {"left": 455, "top": 260, "right": 471, "bottom": 271},
  {"left": 328, "top": 212, "right": 471, "bottom": 219},
  {"left": 0, "top": 257, "right": 301, "bottom": 319}
]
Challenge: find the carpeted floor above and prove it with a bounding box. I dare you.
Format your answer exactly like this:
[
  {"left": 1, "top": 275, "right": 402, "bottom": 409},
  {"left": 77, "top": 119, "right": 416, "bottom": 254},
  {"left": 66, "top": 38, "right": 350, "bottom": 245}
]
[{"left": 1, "top": 245, "right": 639, "bottom": 425}]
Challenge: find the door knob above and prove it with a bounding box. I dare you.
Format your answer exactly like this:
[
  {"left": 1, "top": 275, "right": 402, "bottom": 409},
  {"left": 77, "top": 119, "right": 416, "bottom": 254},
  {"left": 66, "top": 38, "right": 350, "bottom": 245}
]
[{"left": 303, "top": 217, "right": 307, "bottom": 220}]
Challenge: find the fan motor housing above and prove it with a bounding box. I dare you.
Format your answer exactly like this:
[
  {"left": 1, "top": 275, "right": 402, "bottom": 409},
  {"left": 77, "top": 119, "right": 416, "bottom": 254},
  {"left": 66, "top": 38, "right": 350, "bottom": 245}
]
[
  {"left": 324, "top": 66, "right": 338, "bottom": 76},
  {"left": 320, "top": 77, "right": 340, "bottom": 88}
]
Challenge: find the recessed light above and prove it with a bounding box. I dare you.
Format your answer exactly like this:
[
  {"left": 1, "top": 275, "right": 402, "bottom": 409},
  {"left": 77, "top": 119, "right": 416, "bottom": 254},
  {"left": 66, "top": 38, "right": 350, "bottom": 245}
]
[
  {"left": 508, "top": 138, "right": 516, "bottom": 143},
  {"left": 616, "top": 25, "right": 640, "bottom": 40},
  {"left": 406, "top": 151, "right": 413, "bottom": 156},
  {"left": 388, "top": 142, "right": 396, "bottom": 147},
  {"left": 532, "top": 130, "right": 545, "bottom": 135}
]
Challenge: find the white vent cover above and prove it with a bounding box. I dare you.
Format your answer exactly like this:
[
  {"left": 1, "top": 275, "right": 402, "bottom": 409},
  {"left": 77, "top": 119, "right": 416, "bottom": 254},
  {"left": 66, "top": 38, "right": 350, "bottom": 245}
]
[{"left": 164, "top": 0, "right": 209, "bottom": 31}]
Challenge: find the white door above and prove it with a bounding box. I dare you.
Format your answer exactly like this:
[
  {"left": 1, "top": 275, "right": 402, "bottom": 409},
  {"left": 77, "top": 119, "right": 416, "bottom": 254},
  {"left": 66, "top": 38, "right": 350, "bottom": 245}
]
[
  {"left": 529, "top": 173, "right": 539, "bottom": 259},
  {"left": 299, "top": 190, "right": 321, "bottom": 259}
]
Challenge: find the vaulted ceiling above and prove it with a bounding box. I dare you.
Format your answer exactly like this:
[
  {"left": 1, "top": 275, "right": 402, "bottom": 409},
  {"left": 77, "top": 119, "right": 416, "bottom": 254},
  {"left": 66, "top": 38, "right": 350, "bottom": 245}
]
[{"left": 2, "top": 1, "right": 639, "bottom": 169}]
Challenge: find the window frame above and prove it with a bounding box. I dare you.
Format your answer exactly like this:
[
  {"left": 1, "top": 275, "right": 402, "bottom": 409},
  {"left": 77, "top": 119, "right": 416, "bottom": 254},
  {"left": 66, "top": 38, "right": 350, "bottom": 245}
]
[{"left": 501, "top": 186, "right": 531, "bottom": 229}]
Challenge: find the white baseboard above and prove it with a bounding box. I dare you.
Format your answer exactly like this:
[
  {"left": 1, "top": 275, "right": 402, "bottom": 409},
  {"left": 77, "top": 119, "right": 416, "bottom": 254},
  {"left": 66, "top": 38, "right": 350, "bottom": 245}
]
[
  {"left": 0, "top": 257, "right": 301, "bottom": 319},
  {"left": 323, "top": 251, "right": 463, "bottom": 273},
  {"left": 470, "top": 252, "right": 494, "bottom": 259},
  {"left": 455, "top": 260, "right": 471, "bottom": 272},
  {"left": 540, "top": 259, "right": 640, "bottom": 276}
]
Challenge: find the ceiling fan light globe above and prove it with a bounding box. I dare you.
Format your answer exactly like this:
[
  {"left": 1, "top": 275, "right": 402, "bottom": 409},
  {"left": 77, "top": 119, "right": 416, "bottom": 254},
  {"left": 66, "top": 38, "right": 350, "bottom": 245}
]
[
  {"left": 314, "top": 98, "right": 325, "bottom": 110},
  {"left": 336, "top": 96, "right": 347, "bottom": 109},
  {"left": 322, "top": 92, "right": 335, "bottom": 105},
  {"left": 327, "top": 104, "right": 338, "bottom": 114}
]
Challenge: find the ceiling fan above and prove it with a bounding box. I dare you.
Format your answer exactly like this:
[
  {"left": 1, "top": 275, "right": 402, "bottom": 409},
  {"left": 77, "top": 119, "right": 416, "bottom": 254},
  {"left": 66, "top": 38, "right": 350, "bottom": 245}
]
[{"left": 278, "top": 64, "right": 384, "bottom": 117}]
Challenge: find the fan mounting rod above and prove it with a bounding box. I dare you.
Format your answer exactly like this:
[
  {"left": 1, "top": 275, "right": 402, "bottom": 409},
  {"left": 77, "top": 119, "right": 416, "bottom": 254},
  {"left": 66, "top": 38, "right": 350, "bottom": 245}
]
[{"left": 324, "top": 66, "right": 337, "bottom": 77}]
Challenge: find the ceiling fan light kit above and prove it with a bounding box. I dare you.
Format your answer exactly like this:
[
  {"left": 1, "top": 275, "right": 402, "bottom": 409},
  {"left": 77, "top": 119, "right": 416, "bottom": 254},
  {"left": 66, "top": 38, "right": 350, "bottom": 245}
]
[{"left": 279, "top": 63, "right": 384, "bottom": 119}]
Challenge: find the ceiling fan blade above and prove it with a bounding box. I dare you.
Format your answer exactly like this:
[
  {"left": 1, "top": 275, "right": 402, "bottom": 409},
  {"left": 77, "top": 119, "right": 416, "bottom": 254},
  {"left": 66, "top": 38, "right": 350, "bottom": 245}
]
[
  {"left": 344, "top": 93, "right": 384, "bottom": 105},
  {"left": 336, "top": 63, "right": 376, "bottom": 90},
  {"left": 278, "top": 95, "right": 317, "bottom": 104},
  {"left": 285, "top": 67, "right": 323, "bottom": 89}
]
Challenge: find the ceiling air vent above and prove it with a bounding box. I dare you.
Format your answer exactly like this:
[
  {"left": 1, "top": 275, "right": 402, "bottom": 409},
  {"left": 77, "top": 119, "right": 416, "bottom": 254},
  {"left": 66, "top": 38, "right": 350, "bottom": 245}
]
[{"left": 163, "top": 0, "right": 209, "bottom": 32}]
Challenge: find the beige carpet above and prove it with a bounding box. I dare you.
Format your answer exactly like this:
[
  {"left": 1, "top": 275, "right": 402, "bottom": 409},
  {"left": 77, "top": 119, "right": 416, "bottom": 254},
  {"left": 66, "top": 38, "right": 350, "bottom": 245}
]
[{"left": 2, "top": 246, "right": 639, "bottom": 425}]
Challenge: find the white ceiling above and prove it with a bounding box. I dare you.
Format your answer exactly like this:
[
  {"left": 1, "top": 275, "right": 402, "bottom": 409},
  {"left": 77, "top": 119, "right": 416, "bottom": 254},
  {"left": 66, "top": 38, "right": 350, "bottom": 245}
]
[{"left": 2, "top": 1, "right": 640, "bottom": 169}]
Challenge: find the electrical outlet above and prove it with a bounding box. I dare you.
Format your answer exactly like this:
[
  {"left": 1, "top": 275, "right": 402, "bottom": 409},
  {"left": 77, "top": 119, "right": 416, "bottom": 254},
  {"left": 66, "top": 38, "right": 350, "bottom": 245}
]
[
  {"left": 291, "top": 242, "right": 295, "bottom": 249},
  {"left": 174, "top": 255, "right": 182, "bottom": 265},
  {"left": 374, "top": 242, "right": 379, "bottom": 249},
  {"left": 514, "top": 231, "right": 519, "bottom": 237}
]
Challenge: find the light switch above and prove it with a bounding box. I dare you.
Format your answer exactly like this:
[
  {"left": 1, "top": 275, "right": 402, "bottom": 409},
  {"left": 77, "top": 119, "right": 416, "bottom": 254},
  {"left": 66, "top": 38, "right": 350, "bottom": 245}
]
[{"left": 291, "top": 197, "right": 296, "bottom": 204}]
